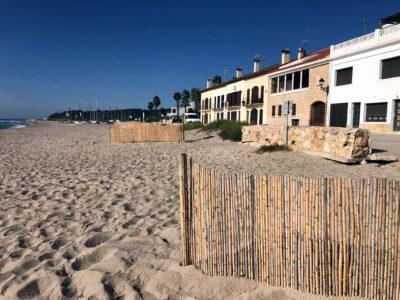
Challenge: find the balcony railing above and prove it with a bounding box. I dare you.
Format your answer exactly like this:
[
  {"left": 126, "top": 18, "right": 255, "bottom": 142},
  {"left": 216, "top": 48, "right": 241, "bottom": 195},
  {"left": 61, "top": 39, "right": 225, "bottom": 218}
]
[
  {"left": 332, "top": 32, "right": 375, "bottom": 51},
  {"left": 331, "top": 23, "right": 400, "bottom": 55},
  {"left": 380, "top": 23, "right": 400, "bottom": 36}
]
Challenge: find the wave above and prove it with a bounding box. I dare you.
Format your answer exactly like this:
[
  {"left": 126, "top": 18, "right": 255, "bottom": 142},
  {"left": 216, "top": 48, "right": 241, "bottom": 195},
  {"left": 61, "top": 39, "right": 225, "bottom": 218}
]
[{"left": 0, "top": 119, "right": 28, "bottom": 130}]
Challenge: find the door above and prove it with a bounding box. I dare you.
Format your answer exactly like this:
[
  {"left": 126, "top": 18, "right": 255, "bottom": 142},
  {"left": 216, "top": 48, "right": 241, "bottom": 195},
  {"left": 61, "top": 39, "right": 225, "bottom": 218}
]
[
  {"left": 250, "top": 109, "right": 258, "bottom": 125},
  {"left": 352, "top": 103, "right": 361, "bottom": 128},
  {"left": 394, "top": 100, "right": 400, "bottom": 131},
  {"left": 310, "top": 101, "right": 326, "bottom": 126},
  {"left": 330, "top": 103, "right": 348, "bottom": 127}
]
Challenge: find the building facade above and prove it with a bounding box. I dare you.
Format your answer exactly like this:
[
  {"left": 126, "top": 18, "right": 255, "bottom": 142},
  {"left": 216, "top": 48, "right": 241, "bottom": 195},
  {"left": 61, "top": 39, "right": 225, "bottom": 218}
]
[
  {"left": 200, "top": 48, "right": 330, "bottom": 127},
  {"left": 267, "top": 49, "right": 330, "bottom": 127},
  {"left": 200, "top": 58, "right": 270, "bottom": 125},
  {"left": 328, "top": 23, "right": 400, "bottom": 133}
]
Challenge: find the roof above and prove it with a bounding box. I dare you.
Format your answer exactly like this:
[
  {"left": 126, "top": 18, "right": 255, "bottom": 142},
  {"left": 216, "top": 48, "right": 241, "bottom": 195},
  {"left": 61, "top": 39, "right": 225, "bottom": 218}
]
[{"left": 200, "top": 48, "right": 330, "bottom": 93}]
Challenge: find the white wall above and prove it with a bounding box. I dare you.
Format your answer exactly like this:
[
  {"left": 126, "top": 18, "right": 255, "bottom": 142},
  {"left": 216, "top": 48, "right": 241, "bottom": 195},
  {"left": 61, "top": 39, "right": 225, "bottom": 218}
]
[{"left": 329, "top": 36, "right": 400, "bottom": 128}]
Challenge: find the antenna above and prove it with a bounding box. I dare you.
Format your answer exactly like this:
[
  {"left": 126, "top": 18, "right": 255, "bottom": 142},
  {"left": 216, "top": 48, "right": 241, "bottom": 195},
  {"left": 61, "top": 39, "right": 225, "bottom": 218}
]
[
  {"left": 223, "top": 68, "right": 228, "bottom": 81},
  {"left": 362, "top": 20, "right": 370, "bottom": 34},
  {"left": 301, "top": 39, "right": 309, "bottom": 52}
]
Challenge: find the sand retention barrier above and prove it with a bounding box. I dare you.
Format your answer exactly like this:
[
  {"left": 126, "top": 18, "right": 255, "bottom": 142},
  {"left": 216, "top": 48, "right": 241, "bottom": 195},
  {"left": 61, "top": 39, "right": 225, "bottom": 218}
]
[
  {"left": 110, "top": 122, "right": 183, "bottom": 143},
  {"left": 179, "top": 153, "right": 400, "bottom": 299}
]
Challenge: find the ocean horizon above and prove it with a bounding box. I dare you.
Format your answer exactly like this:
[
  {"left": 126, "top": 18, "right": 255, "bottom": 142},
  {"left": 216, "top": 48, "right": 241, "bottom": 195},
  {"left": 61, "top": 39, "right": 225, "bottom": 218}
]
[{"left": 0, "top": 119, "right": 28, "bottom": 130}]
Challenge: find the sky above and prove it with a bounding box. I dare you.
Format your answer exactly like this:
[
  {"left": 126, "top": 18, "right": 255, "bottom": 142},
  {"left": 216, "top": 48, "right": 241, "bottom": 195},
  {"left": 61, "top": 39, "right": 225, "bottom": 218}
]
[{"left": 0, "top": 0, "right": 399, "bottom": 119}]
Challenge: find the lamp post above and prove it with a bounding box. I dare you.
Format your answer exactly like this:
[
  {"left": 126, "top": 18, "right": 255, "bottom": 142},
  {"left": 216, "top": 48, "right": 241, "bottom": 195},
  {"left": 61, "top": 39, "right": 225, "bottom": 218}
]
[{"left": 318, "top": 78, "right": 329, "bottom": 94}]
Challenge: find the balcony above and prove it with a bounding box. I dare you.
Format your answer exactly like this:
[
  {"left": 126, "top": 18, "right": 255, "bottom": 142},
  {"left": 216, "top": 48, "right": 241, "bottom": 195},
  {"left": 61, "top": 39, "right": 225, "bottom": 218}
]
[{"left": 331, "top": 23, "right": 400, "bottom": 58}]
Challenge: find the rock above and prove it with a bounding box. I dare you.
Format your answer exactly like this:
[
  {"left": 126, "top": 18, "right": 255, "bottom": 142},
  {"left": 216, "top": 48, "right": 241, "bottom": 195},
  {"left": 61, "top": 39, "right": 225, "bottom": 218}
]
[
  {"left": 367, "top": 153, "right": 398, "bottom": 163},
  {"left": 242, "top": 125, "right": 371, "bottom": 162}
]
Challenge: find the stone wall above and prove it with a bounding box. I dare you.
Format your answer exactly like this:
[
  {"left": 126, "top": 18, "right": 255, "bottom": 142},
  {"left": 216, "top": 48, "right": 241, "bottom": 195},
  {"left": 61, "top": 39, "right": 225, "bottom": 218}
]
[
  {"left": 360, "top": 123, "right": 391, "bottom": 134},
  {"left": 242, "top": 125, "right": 371, "bottom": 162}
]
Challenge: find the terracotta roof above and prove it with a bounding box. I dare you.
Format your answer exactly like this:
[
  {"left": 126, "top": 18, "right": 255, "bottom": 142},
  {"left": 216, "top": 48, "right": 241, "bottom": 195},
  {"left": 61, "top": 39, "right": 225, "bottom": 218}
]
[{"left": 200, "top": 48, "right": 330, "bottom": 93}]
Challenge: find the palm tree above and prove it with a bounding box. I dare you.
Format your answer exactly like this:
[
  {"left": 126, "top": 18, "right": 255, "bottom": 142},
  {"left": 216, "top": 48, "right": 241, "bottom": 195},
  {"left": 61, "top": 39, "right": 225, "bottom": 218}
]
[
  {"left": 212, "top": 75, "right": 222, "bottom": 85},
  {"left": 181, "top": 89, "right": 190, "bottom": 114},
  {"left": 148, "top": 101, "right": 154, "bottom": 122},
  {"left": 173, "top": 92, "right": 181, "bottom": 118},
  {"left": 152, "top": 96, "right": 161, "bottom": 121},
  {"left": 191, "top": 88, "right": 201, "bottom": 113}
]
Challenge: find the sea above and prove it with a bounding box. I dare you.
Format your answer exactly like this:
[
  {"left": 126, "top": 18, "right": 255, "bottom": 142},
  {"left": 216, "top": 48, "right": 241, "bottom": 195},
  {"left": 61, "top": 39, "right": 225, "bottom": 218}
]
[{"left": 0, "top": 119, "right": 28, "bottom": 130}]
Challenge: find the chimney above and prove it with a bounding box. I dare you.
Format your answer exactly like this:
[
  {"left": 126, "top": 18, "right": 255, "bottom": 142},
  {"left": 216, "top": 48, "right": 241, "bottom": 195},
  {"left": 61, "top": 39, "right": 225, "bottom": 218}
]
[
  {"left": 253, "top": 57, "right": 260, "bottom": 72},
  {"left": 298, "top": 47, "right": 305, "bottom": 59},
  {"left": 281, "top": 48, "right": 291, "bottom": 64},
  {"left": 207, "top": 78, "right": 212, "bottom": 88},
  {"left": 236, "top": 68, "right": 243, "bottom": 78}
]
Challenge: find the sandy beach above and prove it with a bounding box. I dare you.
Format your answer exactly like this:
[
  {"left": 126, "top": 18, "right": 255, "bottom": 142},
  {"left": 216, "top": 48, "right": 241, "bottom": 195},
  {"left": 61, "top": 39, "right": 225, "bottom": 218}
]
[{"left": 0, "top": 121, "right": 399, "bottom": 299}]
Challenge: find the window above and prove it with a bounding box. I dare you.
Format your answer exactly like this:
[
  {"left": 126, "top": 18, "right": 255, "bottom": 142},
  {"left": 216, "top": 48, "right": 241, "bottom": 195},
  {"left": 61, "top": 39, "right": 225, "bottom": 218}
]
[
  {"left": 286, "top": 73, "right": 293, "bottom": 91},
  {"left": 365, "top": 102, "right": 387, "bottom": 122},
  {"left": 221, "top": 95, "right": 224, "bottom": 107},
  {"left": 293, "top": 71, "right": 301, "bottom": 89},
  {"left": 260, "top": 86, "right": 264, "bottom": 101},
  {"left": 278, "top": 76, "right": 285, "bottom": 92},
  {"left": 336, "top": 67, "right": 353, "bottom": 86},
  {"left": 301, "top": 69, "right": 309, "bottom": 88},
  {"left": 272, "top": 105, "right": 276, "bottom": 117},
  {"left": 217, "top": 96, "right": 220, "bottom": 108},
  {"left": 292, "top": 119, "right": 299, "bottom": 126},
  {"left": 271, "top": 78, "right": 278, "bottom": 93},
  {"left": 381, "top": 56, "right": 400, "bottom": 79},
  {"left": 278, "top": 105, "right": 282, "bottom": 116},
  {"left": 292, "top": 103, "right": 296, "bottom": 116},
  {"left": 214, "top": 97, "right": 216, "bottom": 108},
  {"left": 259, "top": 109, "right": 263, "bottom": 124},
  {"left": 251, "top": 86, "right": 259, "bottom": 102},
  {"left": 271, "top": 69, "right": 309, "bottom": 94},
  {"left": 247, "top": 89, "right": 250, "bottom": 102}
]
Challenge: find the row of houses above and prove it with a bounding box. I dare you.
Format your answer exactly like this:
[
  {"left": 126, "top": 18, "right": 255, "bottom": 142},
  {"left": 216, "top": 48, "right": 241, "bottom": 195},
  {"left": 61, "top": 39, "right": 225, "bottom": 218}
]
[{"left": 200, "top": 13, "right": 400, "bottom": 133}]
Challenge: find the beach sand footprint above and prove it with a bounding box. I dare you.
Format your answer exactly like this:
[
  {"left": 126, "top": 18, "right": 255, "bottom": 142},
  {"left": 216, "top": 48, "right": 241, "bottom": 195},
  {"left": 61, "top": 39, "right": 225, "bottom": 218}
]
[
  {"left": 71, "top": 246, "right": 112, "bottom": 271},
  {"left": 84, "top": 233, "right": 111, "bottom": 248}
]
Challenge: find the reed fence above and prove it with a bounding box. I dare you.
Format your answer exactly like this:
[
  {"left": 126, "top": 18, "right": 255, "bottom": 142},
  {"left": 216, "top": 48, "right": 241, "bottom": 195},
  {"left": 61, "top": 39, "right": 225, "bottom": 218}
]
[
  {"left": 179, "top": 153, "right": 400, "bottom": 299},
  {"left": 109, "top": 122, "right": 183, "bottom": 143}
]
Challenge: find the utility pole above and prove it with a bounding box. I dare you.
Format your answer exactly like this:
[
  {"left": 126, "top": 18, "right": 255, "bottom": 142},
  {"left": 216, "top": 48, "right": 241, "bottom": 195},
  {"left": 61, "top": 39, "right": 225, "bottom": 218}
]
[{"left": 284, "top": 100, "right": 293, "bottom": 147}]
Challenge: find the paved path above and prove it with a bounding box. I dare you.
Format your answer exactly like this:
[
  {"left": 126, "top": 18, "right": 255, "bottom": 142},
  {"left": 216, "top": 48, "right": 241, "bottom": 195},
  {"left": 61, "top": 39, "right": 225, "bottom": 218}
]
[{"left": 371, "top": 133, "right": 400, "bottom": 156}]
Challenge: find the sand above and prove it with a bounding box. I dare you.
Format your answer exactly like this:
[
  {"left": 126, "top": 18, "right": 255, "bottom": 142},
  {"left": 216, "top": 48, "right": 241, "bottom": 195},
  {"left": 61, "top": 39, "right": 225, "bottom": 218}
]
[{"left": 0, "top": 122, "right": 398, "bottom": 299}]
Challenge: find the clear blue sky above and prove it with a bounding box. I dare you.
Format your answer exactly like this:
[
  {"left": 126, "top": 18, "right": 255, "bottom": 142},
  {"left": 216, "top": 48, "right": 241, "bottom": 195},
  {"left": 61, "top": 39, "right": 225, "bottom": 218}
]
[{"left": 1, "top": 0, "right": 399, "bottom": 119}]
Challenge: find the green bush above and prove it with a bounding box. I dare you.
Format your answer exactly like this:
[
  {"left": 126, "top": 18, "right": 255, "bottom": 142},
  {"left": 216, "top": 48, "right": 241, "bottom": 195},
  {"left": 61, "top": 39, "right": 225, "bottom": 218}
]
[
  {"left": 183, "top": 122, "right": 203, "bottom": 131},
  {"left": 203, "top": 120, "right": 248, "bottom": 142}
]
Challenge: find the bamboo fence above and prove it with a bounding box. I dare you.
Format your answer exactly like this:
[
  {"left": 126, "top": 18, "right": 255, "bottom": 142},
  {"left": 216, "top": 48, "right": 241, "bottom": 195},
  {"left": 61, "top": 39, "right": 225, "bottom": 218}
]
[
  {"left": 109, "top": 122, "right": 183, "bottom": 143},
  {"left": 179, "top": 153, "right": 400, "bottom": 299}
]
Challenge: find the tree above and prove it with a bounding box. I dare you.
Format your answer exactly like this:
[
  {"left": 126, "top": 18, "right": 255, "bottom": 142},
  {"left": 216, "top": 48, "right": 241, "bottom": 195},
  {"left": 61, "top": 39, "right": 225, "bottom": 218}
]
[
  {"left": 212, "top": 75, "right": 222, "bottom": 85},
  {"left": 147, "top": 101, "right": 154, "bottom": 121},
  {"left": 152, "top": 96, "right": 161, "bottom": 110},
  {"left": 191, "top": 88, "right": 201, "bottom": 113},
  {"left": 152, "top": 96, "right": 161, "bottom": 121},
  {"left": 173, "top": 92, "right": 181, "bottom": 118},
  {"left": 181, "top": 89, "right": 190, "bottom": 113}
]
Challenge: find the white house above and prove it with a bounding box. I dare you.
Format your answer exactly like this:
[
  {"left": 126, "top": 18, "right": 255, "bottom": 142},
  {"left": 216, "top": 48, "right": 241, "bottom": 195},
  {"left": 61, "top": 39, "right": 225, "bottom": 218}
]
[{"left": 328, "top": 15, "right": 400, "bottom": 133}]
